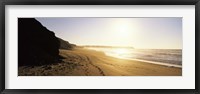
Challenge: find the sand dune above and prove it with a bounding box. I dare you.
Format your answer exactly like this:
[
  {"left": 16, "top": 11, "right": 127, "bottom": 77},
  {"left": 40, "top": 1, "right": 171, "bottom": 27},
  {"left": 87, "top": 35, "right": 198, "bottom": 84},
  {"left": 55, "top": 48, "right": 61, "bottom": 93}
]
[{"left": 18, "top": 48, "right": 182, "bottom": 76}]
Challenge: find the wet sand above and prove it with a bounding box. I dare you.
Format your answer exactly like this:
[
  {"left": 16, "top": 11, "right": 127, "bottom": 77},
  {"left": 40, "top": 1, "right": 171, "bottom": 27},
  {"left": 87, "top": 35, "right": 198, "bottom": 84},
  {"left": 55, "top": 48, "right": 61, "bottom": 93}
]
[{"left": 18, "top": 48, "right": 182, "bottom": 76}]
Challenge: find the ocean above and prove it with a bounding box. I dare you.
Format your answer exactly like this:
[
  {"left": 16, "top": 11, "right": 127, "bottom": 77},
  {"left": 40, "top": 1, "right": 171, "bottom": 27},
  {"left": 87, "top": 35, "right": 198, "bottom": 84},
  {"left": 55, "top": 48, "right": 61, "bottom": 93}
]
[{"left": 85, "top": 47, "right": 182, "bottom": 68}]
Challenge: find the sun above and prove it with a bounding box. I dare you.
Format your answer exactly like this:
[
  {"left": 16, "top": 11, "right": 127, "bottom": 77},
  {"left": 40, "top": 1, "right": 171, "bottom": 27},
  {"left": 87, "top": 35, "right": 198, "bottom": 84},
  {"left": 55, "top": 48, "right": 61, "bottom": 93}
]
[
  {"left": 116, "top": 24, "right": 131, "bottom": 37},
  {"left": 112, "top": 19, "right": 136, "bottom": 40},
  {"left": 107, "top": 19, "right": 139, "bottom": 47}
]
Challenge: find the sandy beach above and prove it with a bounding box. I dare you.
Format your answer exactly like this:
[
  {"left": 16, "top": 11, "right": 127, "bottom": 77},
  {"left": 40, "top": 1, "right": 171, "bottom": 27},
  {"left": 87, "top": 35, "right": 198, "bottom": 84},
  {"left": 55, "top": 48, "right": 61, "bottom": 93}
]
[{"left": 19, "top": 48, "right": 182, "bottom": 76}]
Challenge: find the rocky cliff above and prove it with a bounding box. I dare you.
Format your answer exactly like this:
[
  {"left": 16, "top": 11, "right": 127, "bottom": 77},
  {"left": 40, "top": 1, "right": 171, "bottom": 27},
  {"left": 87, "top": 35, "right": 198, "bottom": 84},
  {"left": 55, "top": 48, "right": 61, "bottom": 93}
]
[
  {"left": 18, "top": 18, "right": 60, "bottom": 66},
  {"left": 58, "top": 38, "right": 76, "bottom": 50}
]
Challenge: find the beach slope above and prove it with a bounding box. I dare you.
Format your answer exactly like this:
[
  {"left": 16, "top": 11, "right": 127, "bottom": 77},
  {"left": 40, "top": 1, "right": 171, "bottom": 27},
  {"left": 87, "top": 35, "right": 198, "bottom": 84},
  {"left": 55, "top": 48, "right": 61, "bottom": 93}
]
[{"left": 19, "top": 48, "right": 182, "bottom": 76}]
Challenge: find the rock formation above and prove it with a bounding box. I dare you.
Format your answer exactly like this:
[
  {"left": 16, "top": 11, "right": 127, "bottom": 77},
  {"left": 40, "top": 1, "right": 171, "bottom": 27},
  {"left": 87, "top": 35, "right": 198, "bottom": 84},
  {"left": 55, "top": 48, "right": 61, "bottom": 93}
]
[
  {"left": 57, "top": 38, "right": 76, "bottom": 50},
  {"left": 18, "top": 18, "right": 60, "bottom": 66}
]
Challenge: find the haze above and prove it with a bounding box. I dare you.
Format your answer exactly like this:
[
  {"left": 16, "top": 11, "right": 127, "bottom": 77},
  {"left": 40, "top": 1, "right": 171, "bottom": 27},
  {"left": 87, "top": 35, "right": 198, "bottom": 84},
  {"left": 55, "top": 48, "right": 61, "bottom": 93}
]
[{"left": 36, "top": 17, "right": 182, "bottom": 49}]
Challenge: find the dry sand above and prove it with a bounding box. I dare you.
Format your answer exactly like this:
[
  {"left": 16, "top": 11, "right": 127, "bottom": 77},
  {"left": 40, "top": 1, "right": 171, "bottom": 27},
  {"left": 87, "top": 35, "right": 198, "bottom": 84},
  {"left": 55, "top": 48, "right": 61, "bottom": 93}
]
[{"left": 18, "top": 48, "right": 182, "bottom": 76}]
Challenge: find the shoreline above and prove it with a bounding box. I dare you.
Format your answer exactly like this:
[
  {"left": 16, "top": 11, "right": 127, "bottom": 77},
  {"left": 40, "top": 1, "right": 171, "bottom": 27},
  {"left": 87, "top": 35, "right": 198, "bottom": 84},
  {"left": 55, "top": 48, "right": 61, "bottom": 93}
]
[
  {"left": 18, "top": 48, "right": 182, "bottom": 76},
  {"left": 84, "top": 47, "right": 182, "bottom": 68},
  {"left": 102, "top": 54, "right": 182, "bottom": 68},
  {"left": 126, "top": 58, "right": 182, "bottom": 68}
]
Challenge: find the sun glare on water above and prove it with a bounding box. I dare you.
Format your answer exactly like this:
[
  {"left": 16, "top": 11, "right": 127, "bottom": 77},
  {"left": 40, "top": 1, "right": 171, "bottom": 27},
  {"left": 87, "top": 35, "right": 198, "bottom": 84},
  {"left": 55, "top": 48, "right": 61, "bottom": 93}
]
[
  {"left": 114, "top": 48, "right": 130, "bottom": 55},
  {"left": 106, "top": 48, "right": 133, "bottom": 59}
]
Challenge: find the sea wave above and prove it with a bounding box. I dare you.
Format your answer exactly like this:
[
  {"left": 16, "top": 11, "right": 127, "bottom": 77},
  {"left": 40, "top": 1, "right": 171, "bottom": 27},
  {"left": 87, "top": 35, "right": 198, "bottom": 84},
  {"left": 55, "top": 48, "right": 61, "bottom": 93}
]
[{"left": 85, "top": 47, "right": 182, "bottom": 68}]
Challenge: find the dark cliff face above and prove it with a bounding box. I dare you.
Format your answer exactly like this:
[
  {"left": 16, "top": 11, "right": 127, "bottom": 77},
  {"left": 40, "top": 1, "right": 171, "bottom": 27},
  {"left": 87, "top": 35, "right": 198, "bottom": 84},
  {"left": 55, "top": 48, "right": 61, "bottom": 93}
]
[
  {"left": 18, "top": 18, "right": 60, "bottom": 66},
  {"left": 58, "top": 38, "right": 76, "bottom": 50}
]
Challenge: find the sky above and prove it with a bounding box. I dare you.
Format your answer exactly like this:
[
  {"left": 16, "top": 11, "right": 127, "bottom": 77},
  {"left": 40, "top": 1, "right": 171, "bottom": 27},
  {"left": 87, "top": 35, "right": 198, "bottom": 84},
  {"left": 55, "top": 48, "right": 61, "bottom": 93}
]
[{"left": 36, "top": 17, "right": 182, "bottom": 49}]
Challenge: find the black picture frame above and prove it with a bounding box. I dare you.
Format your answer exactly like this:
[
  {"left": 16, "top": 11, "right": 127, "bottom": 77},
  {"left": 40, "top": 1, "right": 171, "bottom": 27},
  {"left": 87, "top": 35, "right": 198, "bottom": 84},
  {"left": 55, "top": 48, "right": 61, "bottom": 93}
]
[{"left": 0, "top": 0, "right": 199, "bottom": 94}]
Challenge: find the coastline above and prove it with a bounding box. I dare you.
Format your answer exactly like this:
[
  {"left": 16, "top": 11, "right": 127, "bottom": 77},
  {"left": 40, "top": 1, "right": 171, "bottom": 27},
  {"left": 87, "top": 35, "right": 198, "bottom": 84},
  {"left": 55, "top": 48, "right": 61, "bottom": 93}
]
[
  {"left": 101, "top": 55, "right": 182, "bottom": 68},
  {"left": 85, "top": 47, "right": 182, "bottom": 68},
  {"left": 19, "top": 48, "right": 182, "bottom": 76}
]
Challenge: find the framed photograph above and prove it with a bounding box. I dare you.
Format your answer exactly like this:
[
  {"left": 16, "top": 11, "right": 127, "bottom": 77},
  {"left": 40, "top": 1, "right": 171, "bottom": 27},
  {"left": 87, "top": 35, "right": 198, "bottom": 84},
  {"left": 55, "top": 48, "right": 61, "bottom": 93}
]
[{"left": 0, "top": 0, "right": 199, "bottom": 94}]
